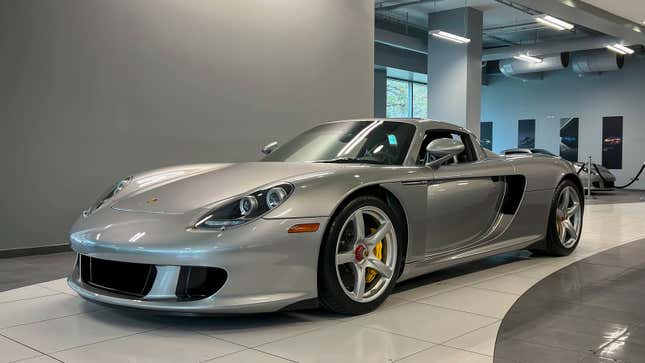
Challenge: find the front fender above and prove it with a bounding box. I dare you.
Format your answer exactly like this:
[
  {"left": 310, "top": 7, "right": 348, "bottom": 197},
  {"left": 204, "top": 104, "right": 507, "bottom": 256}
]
[{"left": 264, "top": 166, "right": 426, "bottom": 219}]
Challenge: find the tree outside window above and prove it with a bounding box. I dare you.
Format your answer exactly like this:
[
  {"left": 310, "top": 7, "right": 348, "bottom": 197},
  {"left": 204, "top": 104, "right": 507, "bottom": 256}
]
[
  {"left": 386, "top": 78, "right": 427, "bottom": 118},
  {"left": 412, "top": 82, "right": 427, "bottom": 118}
]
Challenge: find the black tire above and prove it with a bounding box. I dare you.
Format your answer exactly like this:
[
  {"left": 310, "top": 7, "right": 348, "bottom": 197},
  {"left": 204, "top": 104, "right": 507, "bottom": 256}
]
[
  {"left": 317, "top": 196, "right": 404, "bottom": 315},
  {"left": 544, "top": 180, "right": 584, "bottom": 256}
]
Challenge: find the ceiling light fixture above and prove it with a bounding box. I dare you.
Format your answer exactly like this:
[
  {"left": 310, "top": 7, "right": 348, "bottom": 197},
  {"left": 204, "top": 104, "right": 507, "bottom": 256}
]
[
  {"left": 514, "top": 54, "right": 543, "bottom": 64},
  {"left": 535, "top": 14, "right": 574, "bottom": 31},
  {"left": 429, "top": 30, "right": 471, "bottom": 44},
  {"left": 606, "top": 44, "right": 634, "bottom": 55}
]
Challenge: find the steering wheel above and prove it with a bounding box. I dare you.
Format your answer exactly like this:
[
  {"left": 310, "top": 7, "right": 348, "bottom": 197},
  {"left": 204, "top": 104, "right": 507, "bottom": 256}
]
[{"left": 364, "top": 143, "right": 397, "bottom": 164}]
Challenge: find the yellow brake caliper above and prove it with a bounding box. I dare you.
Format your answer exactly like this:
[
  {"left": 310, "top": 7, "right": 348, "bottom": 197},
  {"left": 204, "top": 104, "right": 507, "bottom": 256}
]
[{"left": 365, "top": 228, "right": 384, "bottom": 283}]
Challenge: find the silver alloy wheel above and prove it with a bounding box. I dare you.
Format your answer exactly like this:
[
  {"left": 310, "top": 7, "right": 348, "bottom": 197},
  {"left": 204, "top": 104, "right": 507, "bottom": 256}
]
[
  {"left": 555, "top": 186, "right": 582, "bottom": 248},
  {"left": 335, "top": 206, "right": 397, "bottom": 303}
]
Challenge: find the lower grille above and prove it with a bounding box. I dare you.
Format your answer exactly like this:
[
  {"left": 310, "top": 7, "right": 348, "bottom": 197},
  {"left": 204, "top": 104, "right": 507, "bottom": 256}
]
[
  {"left": 175, "top": 266, "right": 227, "bottom": 301},
  {"left": 80, "top": 255, "right": 157, "bottom": 298}
]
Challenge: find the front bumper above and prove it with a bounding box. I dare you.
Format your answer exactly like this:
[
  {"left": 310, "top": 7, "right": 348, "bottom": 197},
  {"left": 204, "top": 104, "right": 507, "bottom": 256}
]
[
  {"left": 580, "top": 174, "right": 615, "bottom": 190},
  {"left": 68, "top": 207, "right": 328, "bottom": 313}
]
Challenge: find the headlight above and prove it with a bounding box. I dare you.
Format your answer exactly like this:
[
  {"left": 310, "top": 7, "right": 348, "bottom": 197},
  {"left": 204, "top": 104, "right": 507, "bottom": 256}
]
[
  {"left": 195, "top": 183, "right": 293, "bottom": 229},
  {"left": 83, "top": 176, "right": 132, "bottom": 217},
  {"left": 266, "top": 187, "right": 288, "bottom": 209},
  {"left": 239, "top": 196, "right": 258, "bottom": 216}
]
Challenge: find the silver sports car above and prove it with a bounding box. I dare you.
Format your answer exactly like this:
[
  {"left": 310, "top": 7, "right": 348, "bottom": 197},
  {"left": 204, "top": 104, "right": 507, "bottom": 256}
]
[
  {"left": 573, "top": 162, "right": 617, "bottom": 190},
  {"left": 68, "top": 119, "right": 584, "bottom": 315}
]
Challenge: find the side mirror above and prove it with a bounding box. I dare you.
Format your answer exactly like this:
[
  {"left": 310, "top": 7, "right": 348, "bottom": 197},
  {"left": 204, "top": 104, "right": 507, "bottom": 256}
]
[
  {"left": 261, "top": 141, "right": 279, "bottom": 155},
  {"left": 425, "top": 138, "right": 465, "bottom": 168}
]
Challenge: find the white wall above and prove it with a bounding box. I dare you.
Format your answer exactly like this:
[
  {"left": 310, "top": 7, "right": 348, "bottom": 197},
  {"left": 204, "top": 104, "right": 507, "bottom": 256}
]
[
  {"left": 482, "top": 55, "right": 645, "bottom": 189},
  {"left": 0, "top": 0, "right": 374, "bottom": 250}
]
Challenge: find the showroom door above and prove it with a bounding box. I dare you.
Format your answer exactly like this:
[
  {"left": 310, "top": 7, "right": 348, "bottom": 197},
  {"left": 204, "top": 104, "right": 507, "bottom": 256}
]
[{"left": 424, "top": 133, "right": 511, "bottom": 256}]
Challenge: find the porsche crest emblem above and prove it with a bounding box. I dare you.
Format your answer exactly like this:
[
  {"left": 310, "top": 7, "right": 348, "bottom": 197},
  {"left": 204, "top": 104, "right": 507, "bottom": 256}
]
[{"left": 146, "top": 197, "right": 159, "bottom": 204}]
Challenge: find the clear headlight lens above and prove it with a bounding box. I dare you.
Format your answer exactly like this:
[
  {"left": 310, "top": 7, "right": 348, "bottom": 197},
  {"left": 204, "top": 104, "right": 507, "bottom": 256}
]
[
  {"left": 195, "top": 183, "right": 294, "bottom": 229},
  {"left": 266, "top": 187, "right": 288, "bottom": 209},
  {"left": 239, "top": 196, "right": 258, "bottom": 216},
  {"left": 83, "top": 176, "right": 133, "bottom": 217}
]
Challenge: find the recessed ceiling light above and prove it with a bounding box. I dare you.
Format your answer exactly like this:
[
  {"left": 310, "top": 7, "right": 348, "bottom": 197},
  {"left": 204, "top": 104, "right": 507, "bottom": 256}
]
[
  {"left": 429, "top": 30, "right": 471, "bottom": 44},
  {"left": 535, "top": 14, "right": 574, "bottom": 31},
  {"left": 514, "top": 54, "right": 543, "bottom": 63},
  {"left": 606, "top": 44, "right": 635, "bottom": 55}
]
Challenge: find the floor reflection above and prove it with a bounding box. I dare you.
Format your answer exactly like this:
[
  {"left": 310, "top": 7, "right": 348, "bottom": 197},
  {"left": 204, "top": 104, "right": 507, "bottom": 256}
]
[{"left": 494, "top": 238, "right": 645, "bottom": 363}]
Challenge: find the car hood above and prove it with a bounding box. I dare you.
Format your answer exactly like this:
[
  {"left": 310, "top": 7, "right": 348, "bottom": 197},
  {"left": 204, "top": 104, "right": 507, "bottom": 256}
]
[{"left": 112, "top": 162, "right": 344, "bottom": 214}]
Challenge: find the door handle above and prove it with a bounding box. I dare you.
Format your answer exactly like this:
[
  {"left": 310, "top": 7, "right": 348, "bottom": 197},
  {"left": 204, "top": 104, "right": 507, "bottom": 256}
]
[{"left": 402, "top": 180, "right": 428, "bottom": 186}]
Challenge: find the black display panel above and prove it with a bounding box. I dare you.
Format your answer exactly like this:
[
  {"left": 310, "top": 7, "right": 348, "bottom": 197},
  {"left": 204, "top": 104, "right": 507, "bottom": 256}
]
[
  {"left": 480, "top": 122, "right": 493, "bottom": 150},
  {"left": 518, "top": 119, "right": 535, "bottom": 148},
  {"left": 560, "top": 117, "right": 579, "bottom": 162},
  {"left": 602, "top": 116, "right": 623, "bottom": 169}
]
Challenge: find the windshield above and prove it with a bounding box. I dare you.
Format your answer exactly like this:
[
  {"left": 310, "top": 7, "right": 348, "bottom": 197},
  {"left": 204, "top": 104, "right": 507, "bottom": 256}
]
[{"left": 262, "top": 121, "right": 416, "bottom": 165}]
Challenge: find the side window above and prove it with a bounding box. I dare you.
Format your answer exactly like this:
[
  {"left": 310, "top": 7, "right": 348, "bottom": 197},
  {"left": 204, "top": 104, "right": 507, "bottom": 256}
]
[{"left": 417, "top": 130, "right": 478, "bottom": 165}]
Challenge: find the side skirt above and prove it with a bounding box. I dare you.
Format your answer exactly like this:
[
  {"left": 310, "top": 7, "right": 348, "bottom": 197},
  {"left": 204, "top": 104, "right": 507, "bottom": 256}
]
[{"left": 397, "top": 235, "right": 541, "bottom": 282}]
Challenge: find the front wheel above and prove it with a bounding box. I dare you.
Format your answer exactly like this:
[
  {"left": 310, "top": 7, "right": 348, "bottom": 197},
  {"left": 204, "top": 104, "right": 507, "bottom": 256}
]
[
  {"left": 544, "top": 180, "right": 584, "bottom": 256},
  {"left": 318, "top": 196, "right": 403, "bottom": 315}
]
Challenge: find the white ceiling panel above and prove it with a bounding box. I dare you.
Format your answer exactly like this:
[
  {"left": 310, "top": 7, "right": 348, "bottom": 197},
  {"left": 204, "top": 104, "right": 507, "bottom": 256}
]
[{"left": 580, "top": 0, "right": 645, "bottom": 25}]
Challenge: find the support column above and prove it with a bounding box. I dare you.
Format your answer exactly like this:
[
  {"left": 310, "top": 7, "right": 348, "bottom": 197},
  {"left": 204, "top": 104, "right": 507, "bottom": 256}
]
[
  {"left": 374, "top": 68, "right": 387, "bottom": 118},
  {"left": 427, "top": 7, "right": 483, "bottom": 136}
]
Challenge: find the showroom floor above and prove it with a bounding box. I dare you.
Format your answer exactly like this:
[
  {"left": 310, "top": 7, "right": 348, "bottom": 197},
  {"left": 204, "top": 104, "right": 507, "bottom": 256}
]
[
  {"left": 0, "top": 252, "right": 74, "bottom": 292},
  {"left": 1, "top": 201, "right": 645, "bottom": 363},
  {"left": 496, "top": 237, "right": 645, "bottom": 363},
  {"left": 586, "top": 189, "right": 645, "bottom": 205}
]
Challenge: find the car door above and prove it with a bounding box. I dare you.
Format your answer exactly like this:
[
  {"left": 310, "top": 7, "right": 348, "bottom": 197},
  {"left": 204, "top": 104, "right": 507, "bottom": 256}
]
[{"left": 423, "top": 131, "right": 513, "bottom": 256}]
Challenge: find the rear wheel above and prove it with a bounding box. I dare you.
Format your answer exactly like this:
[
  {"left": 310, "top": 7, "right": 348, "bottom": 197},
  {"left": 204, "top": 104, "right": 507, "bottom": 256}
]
[
  {"left": 544, "top": 180, "right": 583, "bottom": 256},
  {"left": 318, "top": 196, "right": 403, "bottom": 315}
]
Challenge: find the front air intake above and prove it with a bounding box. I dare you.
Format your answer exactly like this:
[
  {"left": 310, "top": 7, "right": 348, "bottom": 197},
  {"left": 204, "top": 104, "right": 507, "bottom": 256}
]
[
  {"left": 175, "top": 266, "right": 227, "bottom": 301},
  {"left": 80, "top": 255, "right": 157, "bottom": 298}
]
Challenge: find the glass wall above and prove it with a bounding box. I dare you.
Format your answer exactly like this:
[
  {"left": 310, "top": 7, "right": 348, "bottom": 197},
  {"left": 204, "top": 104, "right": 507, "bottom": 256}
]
[
  {"left": 411, "top": 82, "right": 427, "bottom": 118},
  {"left": 386, "top": 78, "right": 427, "bottom": 118}
]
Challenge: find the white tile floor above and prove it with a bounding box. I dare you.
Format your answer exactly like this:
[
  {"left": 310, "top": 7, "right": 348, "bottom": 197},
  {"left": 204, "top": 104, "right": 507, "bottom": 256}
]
[{"left": 1, "top": 203, "right": 645, "bottom": 363}]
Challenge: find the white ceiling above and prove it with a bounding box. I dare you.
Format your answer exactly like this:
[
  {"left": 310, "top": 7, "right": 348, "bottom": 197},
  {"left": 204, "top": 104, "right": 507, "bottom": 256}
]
[
  {"left": 376, "top": 0, "right": 535, "bottom": 28},
  {"left": 580, "top": 0, "right": 645, "bottom": 25},
  {"left": 375, "top": 0, "right": 589, "bottom": 48}
]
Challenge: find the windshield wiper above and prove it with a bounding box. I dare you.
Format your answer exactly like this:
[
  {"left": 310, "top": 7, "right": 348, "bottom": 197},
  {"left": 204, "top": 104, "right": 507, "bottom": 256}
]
[{"left": 316, "top": 157, "right": 387, "bottom": 165}]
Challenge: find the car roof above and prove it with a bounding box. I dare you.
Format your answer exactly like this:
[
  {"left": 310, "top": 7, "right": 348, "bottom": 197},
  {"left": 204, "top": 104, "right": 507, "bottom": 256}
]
[{"left": 323, "top": 118, "right": 477, "bottom": 137}]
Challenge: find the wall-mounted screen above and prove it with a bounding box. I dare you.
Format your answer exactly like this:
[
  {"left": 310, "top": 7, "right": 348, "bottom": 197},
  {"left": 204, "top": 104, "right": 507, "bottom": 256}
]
[
  {"left": 602, "top": 116, "right": 623, "bottom": 169},
  {"left": 480, "top": 122, "right": 493, "bottom": 150},
  {"left": 518, "top": 119, "right": 535, "bottom": 148},
  {"left": 559, "top": 117, "right": 579, "bottom": 162}
]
